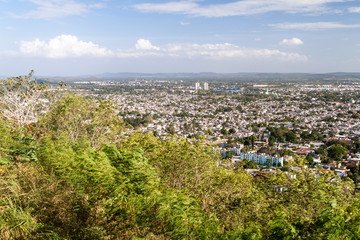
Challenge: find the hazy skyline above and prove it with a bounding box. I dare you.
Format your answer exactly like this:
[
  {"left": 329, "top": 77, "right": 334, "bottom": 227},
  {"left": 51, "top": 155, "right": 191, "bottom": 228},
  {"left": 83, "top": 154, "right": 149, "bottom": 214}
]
[{"left": 1, "top": 0, "right": 360, "bottom": 76}]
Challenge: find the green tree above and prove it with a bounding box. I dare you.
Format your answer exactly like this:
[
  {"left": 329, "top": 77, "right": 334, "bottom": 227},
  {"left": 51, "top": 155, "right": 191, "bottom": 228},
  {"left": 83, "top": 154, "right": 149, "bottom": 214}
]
[
  {"left": 328, "top": 144, "right": 347, "bottom": 161},
  {"left": 226, "top": 150, "right": 235, "bottom": 159},
  {"left": 306, "top": 154, "right": 314, "bottom": 166},
  {"left": 250, "top": 135, "right": 257, "bottom": 149},
  {"left": 244, "top": 159, "right": 257, "bottom": 169},
  {"left": 229, "top": 128, "right": 236, "bottom": 135},
  {"left": 241, "top": 145, "right": 250, "bottom": 153},
  {"left": 166, "top": 124, "right": 176, "bottom": 135},
  {"left": 39, "top": 94, "right": 124, "bottom": 148},
  {"left": 269, "top": 136, "right": 276, "bottom": 146},
  {"left": 220, "top": 127, "right": 228, "bottom": 136}
]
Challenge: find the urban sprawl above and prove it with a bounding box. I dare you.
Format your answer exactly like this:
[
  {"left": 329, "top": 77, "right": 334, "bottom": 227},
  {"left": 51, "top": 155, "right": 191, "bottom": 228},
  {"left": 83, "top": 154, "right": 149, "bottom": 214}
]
[{"left": 71, "top": 77, "right": 360, "bottom": 183}]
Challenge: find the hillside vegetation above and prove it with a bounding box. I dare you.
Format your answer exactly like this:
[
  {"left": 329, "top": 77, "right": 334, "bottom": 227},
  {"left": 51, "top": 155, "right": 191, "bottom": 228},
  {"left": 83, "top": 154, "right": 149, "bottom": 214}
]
[{"left": 1, "top": 74, "right": 360, "bottom": 239}]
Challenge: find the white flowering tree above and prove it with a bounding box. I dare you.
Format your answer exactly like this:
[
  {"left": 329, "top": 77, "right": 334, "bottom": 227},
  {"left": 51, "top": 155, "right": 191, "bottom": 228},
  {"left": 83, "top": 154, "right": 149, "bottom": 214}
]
[{"left": 0, "top": 70, "right": 49, "bottom": 126}]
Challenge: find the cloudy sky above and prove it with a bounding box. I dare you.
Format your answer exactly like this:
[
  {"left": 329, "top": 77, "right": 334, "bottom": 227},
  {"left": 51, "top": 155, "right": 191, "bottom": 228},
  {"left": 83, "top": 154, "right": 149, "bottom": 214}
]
[{"left": 1, "top": 0, "right": 360, "bottom": 76}]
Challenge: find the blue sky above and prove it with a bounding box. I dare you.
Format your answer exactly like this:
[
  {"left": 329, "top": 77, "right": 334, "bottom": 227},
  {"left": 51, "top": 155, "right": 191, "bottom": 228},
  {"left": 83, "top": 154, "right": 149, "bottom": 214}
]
[{"left": 0, "top": 0, "right": 360, "bottom": 76}]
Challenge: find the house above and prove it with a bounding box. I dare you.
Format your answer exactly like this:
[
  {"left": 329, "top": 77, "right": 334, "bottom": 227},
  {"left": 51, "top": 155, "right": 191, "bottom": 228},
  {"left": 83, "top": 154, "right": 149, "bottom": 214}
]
[{"left": 296, "top": 148, "right": 314, "bottom": 155}]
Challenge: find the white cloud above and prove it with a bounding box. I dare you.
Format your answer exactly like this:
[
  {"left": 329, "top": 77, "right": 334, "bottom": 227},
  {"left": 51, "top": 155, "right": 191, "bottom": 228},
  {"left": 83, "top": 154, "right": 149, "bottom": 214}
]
[
  {"left": 166, "top": 43, "right": 246, "bottom": 58},
  {"left": 14, "top": 0, "right": 105, "bottom": 19},
  {"left": 135, "top": 1, "right": 198, "bottom": 15},
  {"left": 270, "top": 22, "right": 360, "bottom": 30},
  {"left": 133, "top": 42, "right": 308, "bottom": 61},
  {"left": 349, "top": 7, "right": 360, "bottom": 13},
  {"left": 134, "top": 0, "right": 348, "bottom": 17},
  {"left": 135, "top": 39, "right": 160, "bottom": 50},
  {"left": 19, "top": 35, "right": 113, "bottom": 58},
  {"left": 18, "top": 35, "right": 307, "bottom": 62},
  {"left": 279, "top": 38, "right": 304, "bottom": 46}
]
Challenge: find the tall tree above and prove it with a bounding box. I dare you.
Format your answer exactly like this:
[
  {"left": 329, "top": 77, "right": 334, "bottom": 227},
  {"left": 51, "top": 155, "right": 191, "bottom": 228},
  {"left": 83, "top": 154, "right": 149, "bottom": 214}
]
[
  {"left": 250, "top": 135, "right": 257, "bottom": 149},
  {"left": 0, "top": 71, "right": 48, "bottom": 126}
]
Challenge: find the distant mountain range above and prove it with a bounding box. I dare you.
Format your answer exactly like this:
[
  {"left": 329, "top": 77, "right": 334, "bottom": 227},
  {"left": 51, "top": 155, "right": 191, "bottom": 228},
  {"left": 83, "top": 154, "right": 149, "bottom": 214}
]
[
  {"left": 94, "top": 72, "right": 360, "bottom": 79},
  {"left": 31, "top": 72, "right": 360, "bottom": 82}
]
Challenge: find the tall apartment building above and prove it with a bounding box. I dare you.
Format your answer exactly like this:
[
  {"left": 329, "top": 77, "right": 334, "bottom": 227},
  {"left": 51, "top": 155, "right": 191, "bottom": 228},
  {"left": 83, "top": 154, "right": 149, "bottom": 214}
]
[
  {"left": 195, "top": 82, "right": 201, "bottom": 91},
  {"left": 203, "top": 82, "right": 209, "bottom": 90}
]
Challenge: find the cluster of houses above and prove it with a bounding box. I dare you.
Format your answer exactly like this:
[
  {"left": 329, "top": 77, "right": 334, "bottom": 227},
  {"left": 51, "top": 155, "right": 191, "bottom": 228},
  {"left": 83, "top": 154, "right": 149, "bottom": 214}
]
[
  {"left": 111, "top": 83, "right": 360, "bottom": 142},
  {"left": 94, "top": 81, "right": 360, "bottom": 180}
]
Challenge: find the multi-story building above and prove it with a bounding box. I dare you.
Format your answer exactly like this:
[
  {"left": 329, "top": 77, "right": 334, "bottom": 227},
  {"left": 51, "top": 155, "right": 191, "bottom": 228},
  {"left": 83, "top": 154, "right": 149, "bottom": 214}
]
[
  {"left": 238, "top": 153, "right": 284, "bottom": 167},
  {"left": 195, "top": 82, "right": 201, "bottom": 91},
  {"left": 203, "top": 82, "right": 209, "bottom": 90}
]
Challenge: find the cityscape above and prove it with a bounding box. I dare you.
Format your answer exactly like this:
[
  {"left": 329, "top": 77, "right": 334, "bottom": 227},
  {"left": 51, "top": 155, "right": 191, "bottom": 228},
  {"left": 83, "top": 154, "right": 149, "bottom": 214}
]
[
  {"left": 2, "top": 0, "right": 360, "bottom": 238},
  {"left": 64, "top": 74, "right": 360, "bottom": 182},
  {"left": 3, "top": 70, "right": 360, "bottom": 240}
]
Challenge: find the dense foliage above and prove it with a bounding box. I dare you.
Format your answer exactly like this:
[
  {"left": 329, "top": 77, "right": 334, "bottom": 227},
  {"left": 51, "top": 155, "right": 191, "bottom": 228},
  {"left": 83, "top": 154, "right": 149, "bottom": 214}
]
[{"left": 1, "top": 77, "right": 360, "bottom": 239}]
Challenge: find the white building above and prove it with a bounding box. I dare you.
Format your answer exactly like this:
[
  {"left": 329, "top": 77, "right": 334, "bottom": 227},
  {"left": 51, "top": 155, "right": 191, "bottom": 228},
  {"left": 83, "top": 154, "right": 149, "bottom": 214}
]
[
  {"left": 204, "top": 82, "right": 209, "bottom": 90},
  {"left": 195, "top": 82, "right": 201, "bottom": 91}
]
